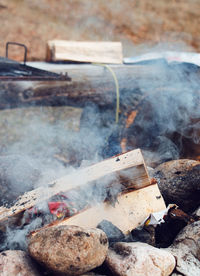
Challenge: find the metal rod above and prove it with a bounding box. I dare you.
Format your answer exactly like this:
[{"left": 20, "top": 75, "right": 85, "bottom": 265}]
[{"left": 6, "top": 42, "right": 27, "bottom": 64}]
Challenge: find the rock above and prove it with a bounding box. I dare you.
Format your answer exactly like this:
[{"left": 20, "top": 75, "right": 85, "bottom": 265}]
[
  {"left": 131, "top": 225, "right": 155, "bottom": 246},
  {"left": 193, "top": 206, "right": 200, "bottom": 218},
  {"left": 168, "top": 220, "right": 200, "bottom": 276},
  {"left": 0, "top": 106, "right": 82, "bottom": 148},
  {"left": 97, "top": 220, "right": 125, "bottom": 244},
  {"left": 81, "top": 273, "right": 106, "bottom": 276},
  {"left": 28, "top": 225, "right": 108, "bottom": 275},
  {"left": 106, "top": 242, "right": 175, "bottom": 276},
  {"left": 0, "top": 250, "right": 40, "bottom": 276},
  {"left": 154, "top": 159, "right": 200, "bottom": 212}
]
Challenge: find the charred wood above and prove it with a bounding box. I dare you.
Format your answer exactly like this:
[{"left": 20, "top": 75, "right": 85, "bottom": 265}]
[{"left": 1, "top": 61, "right": 200, "bottom": 112}]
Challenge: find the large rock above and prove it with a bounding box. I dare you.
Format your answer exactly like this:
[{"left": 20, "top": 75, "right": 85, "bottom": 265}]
[
  {"left": 106, "top": 242, "right": 175, "bottom": 276},
  {"left": 28, "top": 225, "right": 108, "bottom": 275},
  {"left": 0, "top": 250, "right": 40, "bottom": 276},
  {"left": 0, "top": 106, "right": 82, "bottom": 148},
  {"left": 168, "top": 220, "right": 200, "bottom": 276},
  {"left": 154, "top": 159, "right": 200, "bottom": 212}
]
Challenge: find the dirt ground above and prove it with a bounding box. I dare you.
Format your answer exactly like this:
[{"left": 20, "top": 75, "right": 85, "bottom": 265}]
[{"left": 0, "top": 0, "right": 200, "bottom": 61}]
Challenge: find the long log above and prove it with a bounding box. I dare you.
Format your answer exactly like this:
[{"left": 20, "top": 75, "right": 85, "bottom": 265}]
[
  {"left": 0, "top": 63, "right": 145, "bottom": 110},
  {"left": 1, "top": 62, "right": 199, "bottom": 111}
]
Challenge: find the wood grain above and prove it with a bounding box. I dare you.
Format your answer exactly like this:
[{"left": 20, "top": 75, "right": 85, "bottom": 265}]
[{"left": 46, "top": 40, "right": 123, "bottom": 64}]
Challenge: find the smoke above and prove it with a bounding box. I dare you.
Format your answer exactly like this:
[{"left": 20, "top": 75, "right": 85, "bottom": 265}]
[
  {"left": 0, "top": 104, "right": 115, "bottom": 198},
  {"left": 0, "top": 102, "right": 119, "bottom": 251},
  {"left": 1, "top": 217, "right": 44, "bottom": 251},
  {"left": 123, "top": 55, "right": 200, "bottom": 164},
  {"left": 1, "top": 46, "right": 200, "bottom": 251}
]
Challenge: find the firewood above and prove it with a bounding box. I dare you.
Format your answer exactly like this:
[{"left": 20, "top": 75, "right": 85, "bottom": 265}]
[
  {"left": 46, "top": 40, "right": 123, "bottom": 64},
  {"left": 41, "top": 184, "right": 165, "bottom": 234},
  {"left": 0, "top": 149, "right": 162, "bottom": 229},
  {"left": 0, "top": 207, "right": 9, "bottom": 215},
  {"left": 2, "top": 61, "right": 200, "bottom": 114},
  {"left": 0, "top": 62, "right": 174, "bottom": 110},
  {"left": 1, "top": 64, "right": 139, "bottom": 110}
]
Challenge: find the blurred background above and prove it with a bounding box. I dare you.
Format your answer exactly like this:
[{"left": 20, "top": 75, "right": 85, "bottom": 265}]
[{"left": 0, "top": 0, "right": 200, "bottom": 61}]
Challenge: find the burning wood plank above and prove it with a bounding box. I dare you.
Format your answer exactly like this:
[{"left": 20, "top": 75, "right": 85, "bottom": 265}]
[
  {"left": 46, "top": 40, "right": 123, "bottom": 64},
  {"left": 43, "top": 185, "right": 165, "bottom": 234},
  {"left": 0, "top": 149, "right": 165, "bottom": 231}
]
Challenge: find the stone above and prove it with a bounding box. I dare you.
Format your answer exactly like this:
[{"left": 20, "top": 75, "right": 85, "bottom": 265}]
[
  {"left": 168, "top": 220, "right": 200, "bottom": 276},
  {"left": 81, "top": 273, "right": 106, "bottom": 276},
  {"left": 154, "top": 159, "right": 200, "bottom": 212},
  {"left": 0, "top": 106, "right": 82, "bottom": 148},
  {"left": 131, "top": 225, "right": 155, "bottom": 246},
  {"left": 106, "top": 242, "right": 175, "bottom": 276},
  {"left": 97, "top": 220, "right": 125, "bottom": 244},
  {"left": 28, "top": 225, "right": 108, "bottom": 275},
  {"left": 0, "top": 250, "right": 40, "bottom": 276},
  {"left": 193, "top": 206, "right": 200, "bottom": 218}
]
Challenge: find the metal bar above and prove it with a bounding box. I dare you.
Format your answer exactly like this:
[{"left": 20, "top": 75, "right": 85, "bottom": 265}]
[
  {"left": 6, "top": 42, "right": 27, "bottom": 64},
  {"left": 0, "top": 76, "right": 69, "bottom": 81}
]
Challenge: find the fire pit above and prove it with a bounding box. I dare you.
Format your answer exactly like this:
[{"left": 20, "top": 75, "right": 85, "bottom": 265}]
[{"left": 0, "top": 55, "right": 199, "bottom": 275}]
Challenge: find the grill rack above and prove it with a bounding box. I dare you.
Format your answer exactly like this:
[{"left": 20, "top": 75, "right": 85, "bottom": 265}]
[{"left": 0, "top": 42, "right": 71, "bottom": 81}]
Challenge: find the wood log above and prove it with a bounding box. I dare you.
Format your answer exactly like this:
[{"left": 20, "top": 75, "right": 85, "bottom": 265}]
[
  {"left": 2, "top": 61, "right": 199, "bottom": 111},
  {"left": 46, "top": 40, "right": 123, "bottom": 64},
  {"left": 0, "top": 64, "right": 145, "bottom": 110},
  {"left": 0, "top": 149, "right": 163, "bottom": 230}
]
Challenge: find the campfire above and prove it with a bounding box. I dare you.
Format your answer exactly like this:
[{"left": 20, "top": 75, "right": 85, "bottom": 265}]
[{"left": 0, "top": 53, "right": 199, "bottom": 276}]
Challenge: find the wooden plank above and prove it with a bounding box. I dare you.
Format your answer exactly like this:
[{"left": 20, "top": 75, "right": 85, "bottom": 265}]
[
  {"left": 31, "top": 184, "right": 166, "bottom": 235},
  {"left": 0, "top": 149, "right": 150, "bottom": 227},
  {"left": 46, "top": 40, "right": 123, "bottom": 64}
]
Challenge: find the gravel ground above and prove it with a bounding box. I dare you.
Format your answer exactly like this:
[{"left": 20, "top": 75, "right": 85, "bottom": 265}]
[{"left": 0, "top": 0, "right": 200, "bottom": 61}]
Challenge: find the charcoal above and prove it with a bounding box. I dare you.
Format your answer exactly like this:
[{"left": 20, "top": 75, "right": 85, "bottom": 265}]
[
  {"left": 97, "top": 220, "right": 125, "bottom": 243},
  {"left": 131, "top": 225, "right": 155, "bottom": 246},
  {"left": 155, "top": 207, "right": 194, "bottom": 248}
]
